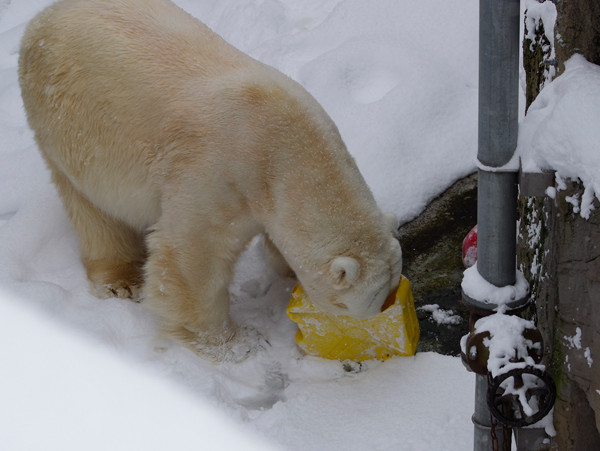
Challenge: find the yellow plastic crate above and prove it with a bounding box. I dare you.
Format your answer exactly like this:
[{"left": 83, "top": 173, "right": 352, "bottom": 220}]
[{"left": 287, "top": 275, "right": 419, "bottom": 361}]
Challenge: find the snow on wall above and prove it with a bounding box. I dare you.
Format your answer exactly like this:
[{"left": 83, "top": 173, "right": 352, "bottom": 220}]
[
  {"left": 523, "top": 0, "right": 558, "bottom": 85},
  {"left": 518, "top": 55, "right": 600, "bottom": 219}
]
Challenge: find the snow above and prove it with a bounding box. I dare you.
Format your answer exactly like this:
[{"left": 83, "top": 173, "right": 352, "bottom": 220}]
[
  {"left": 0, "top": 288, "right": 278, "bottom": 451},
  {"left": 564, "top": 327, "right": 583, "bottom": 350},
  {"left": 563, "top": 327, "right": 594, "bottom": 369},
  {"left": 584, "top": 348, "right": 594, "bottom": 368},
  {"left": 461, "top": 264, "right": 530, "bottom": 309},
  {"left": 0, "top": 1, "right": 479, "bottom": 449},
  {"left": 418, "top": 304, "right": 462, "bottom": 326},
  {"left": 471, "top": 313, "right": 541, "bottom": 378},
  {"left": 518, "top": 54, "right": 600, "bottom": 219},
  {"left": 523, "top": 0, "right": 557, "bottom": 84}
]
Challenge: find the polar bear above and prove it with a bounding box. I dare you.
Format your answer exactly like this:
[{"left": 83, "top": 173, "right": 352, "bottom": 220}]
[{"left": 19, "top": 0, "right": 402, "bottom": 360}]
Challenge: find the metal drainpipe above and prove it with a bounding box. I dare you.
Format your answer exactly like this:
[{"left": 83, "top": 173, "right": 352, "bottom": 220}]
[{"left": 471, "top": 0, "right": 520, "bottom": 450}]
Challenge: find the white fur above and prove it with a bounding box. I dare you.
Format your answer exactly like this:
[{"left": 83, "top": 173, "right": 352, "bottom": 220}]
[{"left": 19, "top": 0, "right": 402, "bottom": 359}]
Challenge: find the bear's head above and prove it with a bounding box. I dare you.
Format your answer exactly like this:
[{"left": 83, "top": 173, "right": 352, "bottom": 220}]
[{"left": 298, "top": 214, "right": 402, "bottom": 319}]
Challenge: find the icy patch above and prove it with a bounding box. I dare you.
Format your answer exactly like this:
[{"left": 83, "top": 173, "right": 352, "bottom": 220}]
[{"left": 462, "top": 246, "right": 478, "bottom": 268}]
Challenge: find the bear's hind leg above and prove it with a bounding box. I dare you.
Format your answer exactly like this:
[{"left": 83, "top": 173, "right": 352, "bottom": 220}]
[{"left": 50, "top": 167, "right": 146, "bottom": 300}]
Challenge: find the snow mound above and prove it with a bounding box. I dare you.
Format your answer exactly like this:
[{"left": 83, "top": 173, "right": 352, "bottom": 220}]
[
  {"left": 0, "top": 288, "right": 277, "bottom": 451},
  {"left": 518, "top": 54, "right": 600, "bottom": 218}
]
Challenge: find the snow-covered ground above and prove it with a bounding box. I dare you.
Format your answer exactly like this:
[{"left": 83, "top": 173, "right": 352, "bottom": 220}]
[{"left": 6, "top": 0, "right": 598, "bottom": 449}]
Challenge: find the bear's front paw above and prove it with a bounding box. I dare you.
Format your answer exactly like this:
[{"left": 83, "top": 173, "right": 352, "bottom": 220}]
[
  {"left": 86, "top": 260, "right": 144, "bottom": 302},
  {"left": 92, "top": 281, "right": 142, "bottom": 302},
  {"left": 188, "top": 326, "right": 269, "bottom": 363}
]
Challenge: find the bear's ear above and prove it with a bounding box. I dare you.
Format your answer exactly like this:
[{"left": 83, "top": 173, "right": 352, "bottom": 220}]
[
  {"left": 329, "top": 256, "right": 361, "bottom": 289},
  {"left": 384, "top": 213, "right": 399, "bottom": 236},
  {"left": 389, "top": 236, "right": 402, "bottom": 266}
]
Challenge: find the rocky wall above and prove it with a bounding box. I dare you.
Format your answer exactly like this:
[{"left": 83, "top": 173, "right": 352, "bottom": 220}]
[
  {"left": 522, "top": 2, "right": 600, "bottom": 446},
  {"left": 398, "top": 173, "right": 476, "bottom": 356},
  {"left": 518, "top": 179, "right": 600, "bottom": 450}
]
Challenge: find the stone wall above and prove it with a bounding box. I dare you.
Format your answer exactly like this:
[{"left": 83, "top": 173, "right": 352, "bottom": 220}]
[
  {"left": 554, "top": 1, "right": 600, "bottom": 69},
  {"left": 518, "top": 180, "right": 600, "bottom": 450},
  {"left": 523, "top": 0, "right": 600, "bottom": 110},
  {"left": 521, "top": 2, "right": 600, "bottom": 448}
]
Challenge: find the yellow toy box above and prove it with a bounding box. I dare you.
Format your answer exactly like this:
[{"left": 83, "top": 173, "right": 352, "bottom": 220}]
[{"left": 287, "top": 275, "right": 419, "bottom": 361}]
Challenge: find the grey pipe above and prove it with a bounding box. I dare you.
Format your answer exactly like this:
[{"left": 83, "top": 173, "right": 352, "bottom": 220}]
[
  {"left": 477, "top": 170, "right": 518, "bottom": 289},
  {"left": 478, "top": 0, "right": 520, "bottom": 169},
  {"left": 473, "top": 375, "right": 512, "bottom": 451},
  {"left": 477, "top": 0, "right": 520, "bottom": 289},
  {"left": 471, "top": 0, "right": 520, "bottom": 450}
]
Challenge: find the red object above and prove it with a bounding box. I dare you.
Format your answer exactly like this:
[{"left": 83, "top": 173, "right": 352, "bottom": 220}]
[{"left": 462, "top": 225, "right": 478, "bottom": 268}]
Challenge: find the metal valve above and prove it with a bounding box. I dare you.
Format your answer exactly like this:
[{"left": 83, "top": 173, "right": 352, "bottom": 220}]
[
  {"left": 461, "top": 318, "right": 544, "bottom": 375},
  {"left": 461, "top": 311, "right": 556, "bottom": 429},
  {"left": 487, "top": 367, "right": 556, "bottom": 428}
]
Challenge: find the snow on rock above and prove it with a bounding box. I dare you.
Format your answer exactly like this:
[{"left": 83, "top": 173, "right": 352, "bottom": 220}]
[
  {"left": 518, "top": 54, "right": 600, "bottom": 219},
  {"left": 563, "top": 327, "right": 594, "bottom": 369},
  {"left": 418, "top": 304, "right": 462, "bottom": 326},
  {"left": 523, "top": 0, "right": 557, "bottom": 84},
  {"left": 564, "top": 326, "right": 583, "bottom": 350}
]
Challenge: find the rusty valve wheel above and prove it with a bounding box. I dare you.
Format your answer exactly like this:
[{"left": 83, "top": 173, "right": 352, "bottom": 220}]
[
  {"left": 462, "top": 327, "right": 543, "bottom": 375},
  {"left": 487, "top": 367, "right": 556, "bottom": 428}
]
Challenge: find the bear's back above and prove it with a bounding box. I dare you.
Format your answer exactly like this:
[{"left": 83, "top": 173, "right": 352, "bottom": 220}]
[
  {"left": 20, "top": 0, "right": 250, "bottom": 106},
  {"left": 19, "top": 0, "right": 264, "bottom": 228}
]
